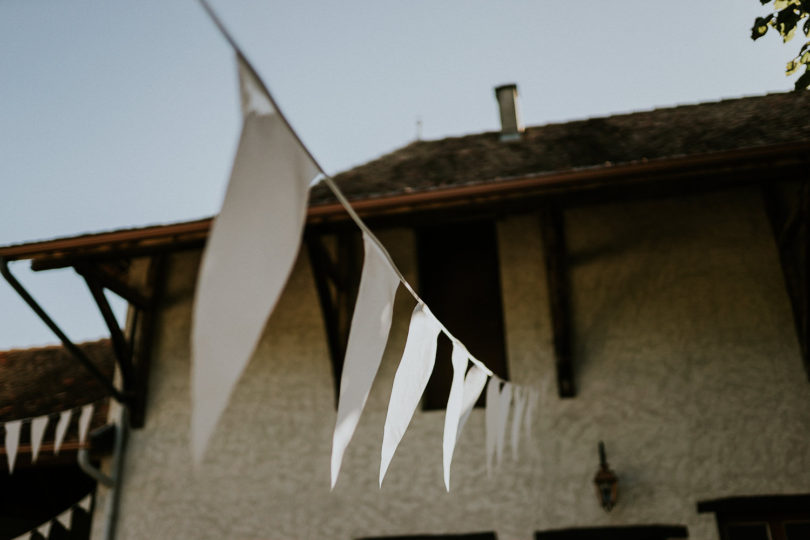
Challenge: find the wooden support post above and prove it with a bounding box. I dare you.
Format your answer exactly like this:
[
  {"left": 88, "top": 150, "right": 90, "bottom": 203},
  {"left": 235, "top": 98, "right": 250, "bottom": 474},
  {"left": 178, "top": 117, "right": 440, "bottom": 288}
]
[{"left": 539, "top": 206, "right": 576, "bottom": 397}]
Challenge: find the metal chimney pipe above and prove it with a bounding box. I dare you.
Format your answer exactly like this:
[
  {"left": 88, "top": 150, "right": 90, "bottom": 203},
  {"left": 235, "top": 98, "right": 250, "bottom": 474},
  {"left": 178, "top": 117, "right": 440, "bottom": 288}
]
[{"left": 494, "top": 84, "right": 524, "bottom": 141}]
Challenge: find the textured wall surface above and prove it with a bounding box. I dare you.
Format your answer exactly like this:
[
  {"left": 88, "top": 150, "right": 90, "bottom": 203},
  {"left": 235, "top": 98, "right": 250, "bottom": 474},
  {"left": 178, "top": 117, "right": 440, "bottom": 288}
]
[{"left": 110, "top": 189, "right": 810, "bottom": 540}]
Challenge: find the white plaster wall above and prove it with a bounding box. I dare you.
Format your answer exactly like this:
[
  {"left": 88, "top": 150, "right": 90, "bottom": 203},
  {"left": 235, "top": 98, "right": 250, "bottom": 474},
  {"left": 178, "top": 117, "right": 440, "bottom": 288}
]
[{"left": 111, "top": 188, "right": 810, "bottom": 540}]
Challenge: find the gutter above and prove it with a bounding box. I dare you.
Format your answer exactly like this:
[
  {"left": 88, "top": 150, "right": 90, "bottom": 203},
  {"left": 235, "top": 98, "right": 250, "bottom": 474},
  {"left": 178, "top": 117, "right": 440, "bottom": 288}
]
[{"left": 2, "top": 141, "right": 809, "bottom": 263}]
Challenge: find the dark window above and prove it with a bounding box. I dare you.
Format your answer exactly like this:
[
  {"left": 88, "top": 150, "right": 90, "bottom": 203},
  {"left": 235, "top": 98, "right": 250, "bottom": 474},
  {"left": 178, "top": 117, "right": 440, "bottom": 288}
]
[
  {"left": 535, "top": 525, "right": 688, "bottom": 540},
  {"left": 698, "top": 494, "right": 810, "bottom": 540},
  {"left": 415, "top": 220, "right": 509, "bottom": 410},
  {"left": 360, "top": 534, "right": 496, "bottom": 540},
  {"left": 784, "top": 522, "right": 810, "bottom": 540},
  {"left": 0, "top": 463, "right": 94, "bottom": 539},
  {"left": 725, "top": 524, "right": 769, "bottom": 540}
]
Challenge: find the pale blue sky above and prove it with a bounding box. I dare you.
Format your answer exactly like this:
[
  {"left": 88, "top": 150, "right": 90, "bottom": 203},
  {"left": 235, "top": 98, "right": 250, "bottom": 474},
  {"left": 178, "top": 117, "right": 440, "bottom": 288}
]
[{"left": 0, "top": 0, "right": 795, "bottom": 348}]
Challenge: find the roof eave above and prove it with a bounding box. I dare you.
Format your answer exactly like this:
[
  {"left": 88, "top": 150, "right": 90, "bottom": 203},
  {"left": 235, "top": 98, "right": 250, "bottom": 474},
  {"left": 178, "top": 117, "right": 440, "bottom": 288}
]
[{"left": 2, "top": 140, "right": 809, "bottom": 266}]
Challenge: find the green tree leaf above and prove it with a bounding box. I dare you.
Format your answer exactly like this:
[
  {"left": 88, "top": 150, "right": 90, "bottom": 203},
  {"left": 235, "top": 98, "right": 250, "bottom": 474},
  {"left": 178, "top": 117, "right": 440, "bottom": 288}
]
[
  {"left": 794, "top": 65, "right": 810, "bottom": 89},
  {"left": 753, "top": 1, "right": 810, "bottom": 90},
  {"left": 752, "top": 15, "right": 774, "bottom": 39}
]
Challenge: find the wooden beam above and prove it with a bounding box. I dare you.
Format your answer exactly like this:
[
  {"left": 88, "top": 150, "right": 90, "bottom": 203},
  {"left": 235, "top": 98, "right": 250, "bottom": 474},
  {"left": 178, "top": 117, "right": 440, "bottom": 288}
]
[
  {"left": 128, "top": 255, "right": 167, "bottom": 428},
  {"left": 762, "top": 181, "right": 810, "bottom": 380},
  {"left": 305, "top": 231, "right": 361, "bottom": 402},
  {"left": 539, "top": 206, "right": 576, "bottom": 397}
]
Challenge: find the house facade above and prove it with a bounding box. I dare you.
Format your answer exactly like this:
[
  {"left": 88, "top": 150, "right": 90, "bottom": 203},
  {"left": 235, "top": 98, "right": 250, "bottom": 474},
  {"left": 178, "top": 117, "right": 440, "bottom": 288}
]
[{"left": 1, "top": 90, "right": 810, "bottom": 540}]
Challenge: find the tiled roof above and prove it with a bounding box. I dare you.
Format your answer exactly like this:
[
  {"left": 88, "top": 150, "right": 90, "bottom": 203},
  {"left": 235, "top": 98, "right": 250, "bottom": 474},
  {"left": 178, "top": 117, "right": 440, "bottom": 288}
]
[
  {"left": 3, "top": 91, "right": 810, "bottom": 263},
  {"left": 0, "top": 339, "right": 114, "bottom": 422},
  {"left": 311, "top": 91, "right": 810, "bottom": 205}
]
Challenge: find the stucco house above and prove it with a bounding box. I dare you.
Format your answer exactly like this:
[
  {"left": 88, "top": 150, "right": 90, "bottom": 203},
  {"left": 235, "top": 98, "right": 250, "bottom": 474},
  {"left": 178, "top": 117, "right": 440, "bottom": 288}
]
[{"left": 1, "top": 88, "right": 810, "bottom": 540}]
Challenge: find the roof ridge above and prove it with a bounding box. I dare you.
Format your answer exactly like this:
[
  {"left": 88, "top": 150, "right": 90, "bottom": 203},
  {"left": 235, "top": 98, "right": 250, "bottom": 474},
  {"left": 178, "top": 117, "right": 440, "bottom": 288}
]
[{"left": 0, "top": 338, "right": 110, "bottom": 356}]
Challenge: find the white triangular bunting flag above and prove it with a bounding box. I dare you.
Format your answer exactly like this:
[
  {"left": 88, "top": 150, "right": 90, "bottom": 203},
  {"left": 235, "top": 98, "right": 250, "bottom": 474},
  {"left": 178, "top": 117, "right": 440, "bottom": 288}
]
[
  {"left": 10, "top": 533, "right": 29, "bottom": 540},
  {"left": 4, "top": 420, "right": 21, "bottom": 474},
  {"left": 510, "top": 386, "right": 527, "bottom": 460},
  {"left": 78, "top": 404, "right": 94, "bottom": 445},
  {"left": 442, "top": 341, "right": 469, "bottom": 491},
  {"left": 524, "top": 388, "right": 539, "bottom": 443},
  {"left": 191, "top": 55, "right": 319, "bottom": 463},
  {"left": 56, "top": 508, "right": 71, "bottom": 530},
  {"left": 54, "top": 409, "right": 72, "bottom": 455},
  {"left": 78, "top": 494, "right": 92, "bottom": 512},
  {"left": 331, "top": 232, "right": 400, "bottom": 488},
  {"left": 495, "top": 382, "right": 512, "bottom": 466},
  {"left": 36, "top": 521, "right": 52, "bottom": 538},
  {"left": 456, "top": 365, "right": 488, "bottom": 444},
  {"left": 380, "top": 304, "right": 441, "bottom": 485},
  {"left": 30, "top": 416, "right": 48, "bottom": 464},
  {"left": 485, "top": 377, "right": 500, "bottom": 474}
]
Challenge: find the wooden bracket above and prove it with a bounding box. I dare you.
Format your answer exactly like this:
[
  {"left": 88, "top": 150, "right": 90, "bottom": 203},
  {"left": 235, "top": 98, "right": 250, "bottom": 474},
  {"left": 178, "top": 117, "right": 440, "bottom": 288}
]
[
  {"left": 762, "top": 181, "right": 810, "bottom": 380},
  {"left": 540, "top": 206, "right": 576, "bottom": 397},
  {"left": 305, "top": 231, "right": 362, "bottom": 402},
  {"left": 73, "top": 261, "right": 150, "bottom": 309},
  {"left": 73, "top": 256, "right": 166, "bottom": 427}
]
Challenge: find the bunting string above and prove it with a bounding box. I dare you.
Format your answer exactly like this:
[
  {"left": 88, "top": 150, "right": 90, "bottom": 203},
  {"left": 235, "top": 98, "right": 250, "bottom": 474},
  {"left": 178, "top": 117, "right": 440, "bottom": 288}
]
[
  {"left": 194, "top": 0, "right": 541, "bottom": 489},
  {"left": 10, "top": 494, "right": 93, "bottom": 540},
  {"left": 1, "top": 397, "right": 108, "bottom": 474}
]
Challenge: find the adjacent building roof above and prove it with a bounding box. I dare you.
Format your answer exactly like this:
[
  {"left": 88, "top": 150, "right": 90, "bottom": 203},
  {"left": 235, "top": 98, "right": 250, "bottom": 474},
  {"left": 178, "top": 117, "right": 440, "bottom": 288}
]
[{"left": 0, "top": 339, "right": 114, "bottom": 422}]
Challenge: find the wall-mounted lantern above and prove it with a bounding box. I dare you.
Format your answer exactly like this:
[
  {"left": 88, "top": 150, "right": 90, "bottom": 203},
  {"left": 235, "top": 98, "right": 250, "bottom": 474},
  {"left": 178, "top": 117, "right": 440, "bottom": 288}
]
[{"left": 593, "top": 441, "right": 618, "bottom": 512}]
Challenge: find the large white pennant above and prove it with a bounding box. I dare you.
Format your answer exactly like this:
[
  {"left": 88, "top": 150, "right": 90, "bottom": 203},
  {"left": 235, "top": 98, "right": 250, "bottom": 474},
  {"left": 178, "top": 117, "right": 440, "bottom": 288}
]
[
  {"left": 379, "top": 304, "right": 441, "bottom": 485},
  {"left": 191, "top": 55, "right": 318, "bottom": 463},
  {"left": 330, "top": 233, "right": 399, "bottom": 488},
  {"left": 442, "top": 341, "right": 468, "bottom": 491},
  {"left": 4, "top": 420, "right": 21, "bottom": 474}
]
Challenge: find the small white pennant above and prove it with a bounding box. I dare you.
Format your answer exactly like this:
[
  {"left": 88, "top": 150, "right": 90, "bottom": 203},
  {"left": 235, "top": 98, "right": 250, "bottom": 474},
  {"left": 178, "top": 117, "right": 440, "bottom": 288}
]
[
  {"left": 30, "top": 416, "right": 48, "bottom": 464},
  {"left": 442, "top": 341, "right": 468, "bottom": 491},
  {"left": 78, "top": 494, "right": 92, "bottom": 512},
  {"left": 36, "top": 521, "right": 52, "bottom": 538},
  {"left": 53, "top": 409, "right": 72, "bottom": 455},
  {"left": 524, "top": 388, "right": 539, "bottom": 443},
  {"left": 56, "top": 508, "right": 72, "bottom": 530},
  {"left": 495, "top": 382, "right": 512, "bottom": 466},
  {"left": 4, "top": 420, "right": 21, "bottom": 474},
  {"left": 455, "top": 365, "right": 488, "bottom": 444},
  {"left": 78, "top": 404, "right": 94, "bottom": 445},
  {"left": 485, "top": 377, "right": 500, "bottom": 474},
  {"left": 510, "top": 386, "right": 528, "bottom": 460}
]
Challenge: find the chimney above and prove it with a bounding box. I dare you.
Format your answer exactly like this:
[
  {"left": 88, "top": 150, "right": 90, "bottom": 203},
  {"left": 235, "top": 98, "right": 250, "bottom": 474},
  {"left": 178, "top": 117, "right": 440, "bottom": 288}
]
[{"left": 494, "top": 84, "right": 524, "bottom": 141}]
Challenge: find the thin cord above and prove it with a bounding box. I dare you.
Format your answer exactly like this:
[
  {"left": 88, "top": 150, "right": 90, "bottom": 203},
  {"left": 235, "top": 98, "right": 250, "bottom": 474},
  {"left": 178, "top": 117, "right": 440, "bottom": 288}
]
[{"left": 198, "top": 0, "right": 500, "bottom": 378}]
